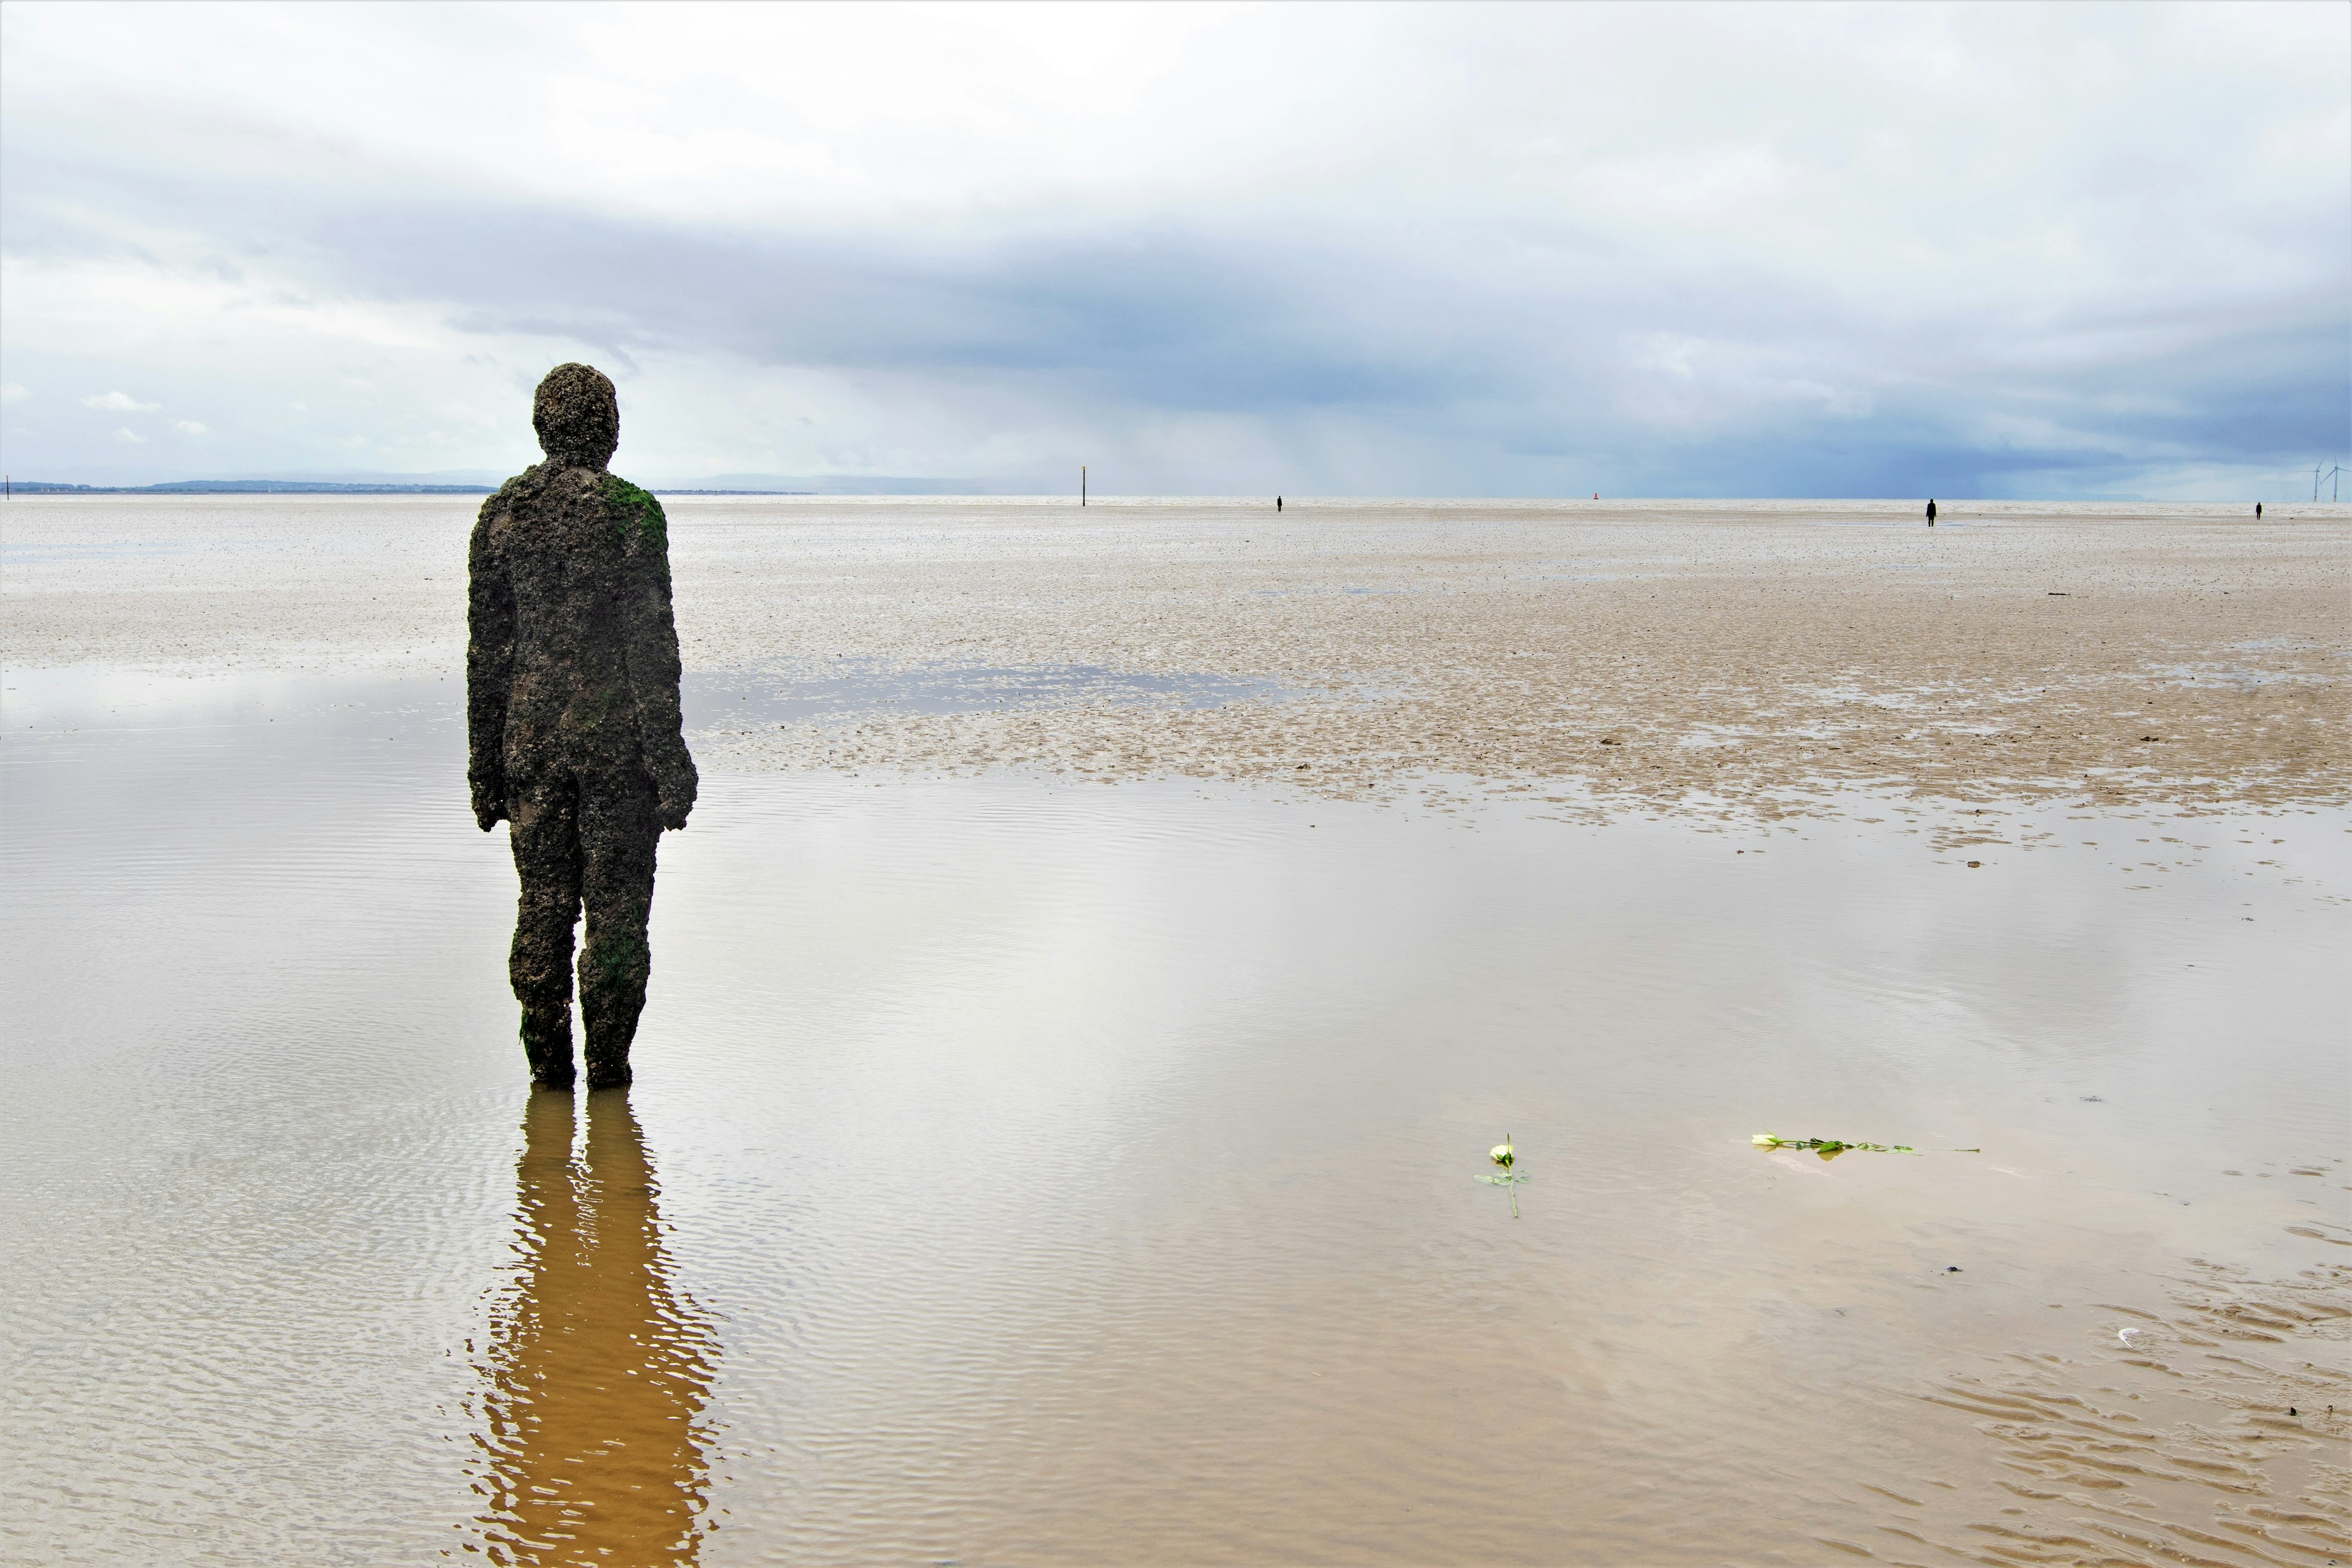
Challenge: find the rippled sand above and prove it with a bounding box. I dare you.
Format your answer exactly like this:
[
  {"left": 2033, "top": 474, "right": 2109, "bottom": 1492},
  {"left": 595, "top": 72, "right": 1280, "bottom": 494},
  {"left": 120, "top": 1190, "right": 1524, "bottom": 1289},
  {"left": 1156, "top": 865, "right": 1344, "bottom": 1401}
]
[
  {"left": 7, "top": 494, "right": 2344, "bottom": 831},
  {"left": 3, "top": 496, "right": 2347, "bottom": 1566}
]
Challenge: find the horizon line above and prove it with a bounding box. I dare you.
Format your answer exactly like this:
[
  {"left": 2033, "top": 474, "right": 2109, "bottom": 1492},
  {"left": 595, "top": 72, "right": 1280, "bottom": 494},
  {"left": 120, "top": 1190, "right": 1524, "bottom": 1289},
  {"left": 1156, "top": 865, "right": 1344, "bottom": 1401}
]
[{"left": 8, "top": 478, "right": 2348, "bottom": 508}]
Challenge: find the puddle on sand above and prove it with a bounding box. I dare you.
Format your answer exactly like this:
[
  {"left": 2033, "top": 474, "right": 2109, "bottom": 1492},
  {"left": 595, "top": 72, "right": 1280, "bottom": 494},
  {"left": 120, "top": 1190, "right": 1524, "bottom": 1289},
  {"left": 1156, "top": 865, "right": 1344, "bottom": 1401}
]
[{"left": 2, "top": 673, "right": 2346, "bottom": 1566}]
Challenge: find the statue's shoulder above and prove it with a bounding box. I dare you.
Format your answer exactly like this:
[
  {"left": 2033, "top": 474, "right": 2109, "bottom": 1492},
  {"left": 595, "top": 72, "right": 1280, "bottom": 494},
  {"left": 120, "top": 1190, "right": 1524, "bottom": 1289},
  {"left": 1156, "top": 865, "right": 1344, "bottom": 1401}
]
[
  {"left": 475, "top": 465, "right": 543, "bottom": 526},
  {"left": 597, "top": 472, "right": 668, "bottom": 548}
]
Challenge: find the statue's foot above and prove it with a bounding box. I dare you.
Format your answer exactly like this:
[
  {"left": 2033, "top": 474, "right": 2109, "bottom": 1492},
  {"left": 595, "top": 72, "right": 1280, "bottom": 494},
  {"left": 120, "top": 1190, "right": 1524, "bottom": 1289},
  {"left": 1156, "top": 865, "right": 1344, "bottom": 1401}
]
[
  {"left": 520, "top": 1005, "right": 576, "bottom": 1087},
  {"left": 581, "top": 1017, "right": 634, "bottom": 1090}
]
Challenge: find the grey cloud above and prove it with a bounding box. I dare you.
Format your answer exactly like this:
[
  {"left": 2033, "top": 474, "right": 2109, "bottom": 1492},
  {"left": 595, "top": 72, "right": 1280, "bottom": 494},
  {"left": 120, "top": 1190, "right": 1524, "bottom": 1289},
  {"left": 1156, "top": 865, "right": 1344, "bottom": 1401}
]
[
  {"left": 307, "top": 203, "right": 1473, "bottom": 415},
  {"left": 283, "top": 193, "right": 2342, "bottom": 487},
  {"left": 3, "top": 4, "right": 2343, "bottom": 498}
]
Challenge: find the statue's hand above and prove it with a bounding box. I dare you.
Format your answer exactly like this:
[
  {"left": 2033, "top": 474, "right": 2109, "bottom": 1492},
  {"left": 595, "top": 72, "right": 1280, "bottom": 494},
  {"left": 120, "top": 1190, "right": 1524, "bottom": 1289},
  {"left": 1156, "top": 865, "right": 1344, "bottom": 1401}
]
[
  {"left": 652, "top": 749, "right": 697, "bottom": 831},
  {"left": 472, "top": 781, "right": 507, "bottom": 832}
]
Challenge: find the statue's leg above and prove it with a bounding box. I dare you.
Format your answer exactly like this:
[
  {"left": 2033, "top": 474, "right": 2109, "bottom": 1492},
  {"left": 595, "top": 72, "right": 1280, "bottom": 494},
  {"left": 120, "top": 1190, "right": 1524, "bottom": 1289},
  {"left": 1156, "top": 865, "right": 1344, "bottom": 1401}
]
[
  {"left": 578, "top": 770, "right": 660, "bottom": 1090},
  {"left": 507, "top": 775, "right": 583, "bottom": 1087}
]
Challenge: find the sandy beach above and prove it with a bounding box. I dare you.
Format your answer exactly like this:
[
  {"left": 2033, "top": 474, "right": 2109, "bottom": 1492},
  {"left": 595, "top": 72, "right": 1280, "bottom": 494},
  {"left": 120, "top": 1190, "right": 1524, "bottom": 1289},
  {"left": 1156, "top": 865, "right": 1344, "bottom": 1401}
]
[
  {"left": 4, "top": 495, "right": 2347, "bottom": 1566},
  {"left": 10, "top": 0, "right": 2345, "bottom": 1559},
  {"left": 10, "top": 496, "right": 2345, "bottom": 826}
]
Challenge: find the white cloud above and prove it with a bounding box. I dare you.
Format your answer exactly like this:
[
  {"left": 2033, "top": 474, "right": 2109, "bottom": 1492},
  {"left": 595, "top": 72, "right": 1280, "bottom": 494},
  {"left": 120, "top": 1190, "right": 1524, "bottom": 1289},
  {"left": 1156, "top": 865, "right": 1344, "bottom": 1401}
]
[
  {"left": 83, "top": 390, "right": 159, "bottom": 411},
  {"left": 170, "top": 418, "right": 208, "bottom": 434},
  {"left": 2, "top": 2, "right": 2344, "bottom": 496},
  {"left": 0, "top": 382, "right": 28, "bottom": 402},
  {"left": 110, "top": 426, "right": 146, "bottom": 443}
]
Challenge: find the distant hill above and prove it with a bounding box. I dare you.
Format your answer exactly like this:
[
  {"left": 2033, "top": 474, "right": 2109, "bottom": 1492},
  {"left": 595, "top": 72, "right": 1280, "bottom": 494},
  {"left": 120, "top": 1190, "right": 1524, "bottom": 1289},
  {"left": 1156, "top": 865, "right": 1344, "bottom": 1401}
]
[
  {"left": 6, "top": 470, "right": 1027, "bottom": 497},
  {"left": 7, "top": 479, "right": 492, "bottom": 495}
]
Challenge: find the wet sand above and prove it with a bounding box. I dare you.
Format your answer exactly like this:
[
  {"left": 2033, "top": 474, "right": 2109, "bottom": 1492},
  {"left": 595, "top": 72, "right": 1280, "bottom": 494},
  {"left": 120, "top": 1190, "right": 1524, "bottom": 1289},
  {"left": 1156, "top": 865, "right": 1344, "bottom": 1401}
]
[
  {"left": 3, "top": 497, "right": 2348, "bottom": 1565},
  {"left": 6, "top": 495, "right": 2345, "bottom": 830}
]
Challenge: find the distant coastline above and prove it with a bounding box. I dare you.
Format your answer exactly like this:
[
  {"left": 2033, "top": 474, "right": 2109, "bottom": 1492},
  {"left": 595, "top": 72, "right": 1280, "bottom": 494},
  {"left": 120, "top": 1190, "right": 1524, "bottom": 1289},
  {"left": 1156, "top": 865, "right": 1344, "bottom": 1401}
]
[
  {"left": 7, "top": 480, "right": 494, "bottom": 496},
  {"left": 4, "top": 480, "right": 812, "bottom": 497}
]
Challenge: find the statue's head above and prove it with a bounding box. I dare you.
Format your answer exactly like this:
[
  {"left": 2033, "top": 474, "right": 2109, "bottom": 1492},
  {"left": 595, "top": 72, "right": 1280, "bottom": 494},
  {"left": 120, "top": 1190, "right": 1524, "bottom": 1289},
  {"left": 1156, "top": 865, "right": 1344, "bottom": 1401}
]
[{"left": 532, "top": 363, "right": 619, "bottom": 469}]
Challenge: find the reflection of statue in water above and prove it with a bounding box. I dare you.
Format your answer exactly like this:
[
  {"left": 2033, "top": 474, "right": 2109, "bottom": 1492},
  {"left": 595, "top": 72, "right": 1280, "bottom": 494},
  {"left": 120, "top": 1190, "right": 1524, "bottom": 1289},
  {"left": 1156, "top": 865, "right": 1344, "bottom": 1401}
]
[
  {"left": 475, "top": 1090, "right": 718, "bottom": 1564},
  {"left": 469, "top": 363, "right": 697, "bottom": 1088}
]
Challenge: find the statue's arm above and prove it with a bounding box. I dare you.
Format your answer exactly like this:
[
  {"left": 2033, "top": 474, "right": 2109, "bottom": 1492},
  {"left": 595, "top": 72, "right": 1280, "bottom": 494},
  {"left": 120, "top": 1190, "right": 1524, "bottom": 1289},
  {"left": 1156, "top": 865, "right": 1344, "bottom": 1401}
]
[
  {"left": 466, "top": 501, "right": 515, "bottom": 831},
  {"left": 619, "top": 487, "right": 697, "bottom": 830}
]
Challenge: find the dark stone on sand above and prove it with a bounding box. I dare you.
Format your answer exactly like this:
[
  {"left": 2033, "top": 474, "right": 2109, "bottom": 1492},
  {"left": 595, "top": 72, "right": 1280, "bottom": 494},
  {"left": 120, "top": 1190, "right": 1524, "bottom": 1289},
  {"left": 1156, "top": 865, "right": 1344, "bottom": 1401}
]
[{"left": 468, "top": 363, "right": 697, "bottom": 1088}]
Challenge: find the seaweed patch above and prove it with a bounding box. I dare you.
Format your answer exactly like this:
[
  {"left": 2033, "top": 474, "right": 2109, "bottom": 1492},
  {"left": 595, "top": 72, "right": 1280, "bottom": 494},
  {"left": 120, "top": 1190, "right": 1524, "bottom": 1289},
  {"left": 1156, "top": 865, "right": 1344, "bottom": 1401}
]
[{"left": 602, "top": 476, "right": 668, "bottom": 547}]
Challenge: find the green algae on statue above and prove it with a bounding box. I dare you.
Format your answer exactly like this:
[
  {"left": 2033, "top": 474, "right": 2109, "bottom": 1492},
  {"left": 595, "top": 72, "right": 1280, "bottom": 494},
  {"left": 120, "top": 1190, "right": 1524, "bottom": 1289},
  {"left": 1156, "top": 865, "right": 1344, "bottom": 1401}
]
[{"left": 468, "top": 363, "right": 697, "bottom": 1088}]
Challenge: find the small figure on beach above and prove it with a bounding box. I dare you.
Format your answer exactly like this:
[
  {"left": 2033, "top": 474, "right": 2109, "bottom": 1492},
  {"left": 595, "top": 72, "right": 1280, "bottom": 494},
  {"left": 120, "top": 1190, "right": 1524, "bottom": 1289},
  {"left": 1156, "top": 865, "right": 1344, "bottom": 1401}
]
[
  {"left": 1276, "top": 496, "right": 1283, "bottom": 512},
  {"left": 2255, "top": 502, "right": 2263, "bottom": 519},
  {"left": 1926, "top": 498, "right": 1938, "bottom": 527},
  {"left": 468, "top": 363, "right": 697, "bottom": 1089}
]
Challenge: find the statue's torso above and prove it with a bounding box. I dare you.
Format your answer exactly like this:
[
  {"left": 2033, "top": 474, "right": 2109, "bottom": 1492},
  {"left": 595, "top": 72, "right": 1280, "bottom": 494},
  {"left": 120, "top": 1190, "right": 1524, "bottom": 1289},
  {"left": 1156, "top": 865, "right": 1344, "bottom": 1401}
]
[{"left": 481, "top": 463, "right": 646, "bottom": 777}]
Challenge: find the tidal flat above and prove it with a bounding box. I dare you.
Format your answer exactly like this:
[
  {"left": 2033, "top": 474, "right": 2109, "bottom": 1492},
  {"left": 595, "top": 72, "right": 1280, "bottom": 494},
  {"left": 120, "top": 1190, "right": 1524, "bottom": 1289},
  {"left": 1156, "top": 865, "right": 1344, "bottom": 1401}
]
[{"left": 3, "top": 496, "right": 2347, "bottom": 1566}]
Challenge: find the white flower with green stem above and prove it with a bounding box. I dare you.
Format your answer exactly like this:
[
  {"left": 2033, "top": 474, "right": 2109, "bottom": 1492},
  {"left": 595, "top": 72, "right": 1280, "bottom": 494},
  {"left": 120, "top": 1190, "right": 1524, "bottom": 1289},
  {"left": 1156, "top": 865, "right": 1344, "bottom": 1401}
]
[{"left": 1478, "top": 1134, "right": 1529, "bottom": 1216}]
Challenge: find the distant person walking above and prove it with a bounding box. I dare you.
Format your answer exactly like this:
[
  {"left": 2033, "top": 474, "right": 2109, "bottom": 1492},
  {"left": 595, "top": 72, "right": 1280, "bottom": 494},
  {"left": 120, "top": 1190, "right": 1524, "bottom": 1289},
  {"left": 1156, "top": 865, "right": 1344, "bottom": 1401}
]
[
  {"left": 1276, "top": 496, "right": 1283, "bottom": 512},
  {"left": 1926, "top": 499, "right": 1938, "bottom": 527},
  {"left": 2255, "top": 502, "right": 2263, "bottom": 519}
]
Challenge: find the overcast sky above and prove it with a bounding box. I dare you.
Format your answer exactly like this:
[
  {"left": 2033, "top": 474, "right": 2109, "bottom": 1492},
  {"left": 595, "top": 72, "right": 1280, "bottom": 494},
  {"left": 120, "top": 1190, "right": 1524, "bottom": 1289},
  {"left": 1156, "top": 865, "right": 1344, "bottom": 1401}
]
[{"left": 2, "top": 1, "right": 2344, "bottom": 496}]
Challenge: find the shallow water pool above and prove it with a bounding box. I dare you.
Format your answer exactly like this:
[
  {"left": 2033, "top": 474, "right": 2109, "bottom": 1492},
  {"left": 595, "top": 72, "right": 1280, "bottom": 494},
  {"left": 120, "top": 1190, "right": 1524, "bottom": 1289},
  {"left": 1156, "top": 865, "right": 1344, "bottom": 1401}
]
[{"left": 4, "top": 670, "right": 2346, "bottom": 1565}]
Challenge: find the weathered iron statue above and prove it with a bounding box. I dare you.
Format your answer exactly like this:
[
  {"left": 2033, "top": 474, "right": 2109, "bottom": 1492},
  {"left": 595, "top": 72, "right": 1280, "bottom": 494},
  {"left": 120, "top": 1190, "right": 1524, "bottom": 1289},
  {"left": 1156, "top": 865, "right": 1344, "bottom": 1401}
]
[{"left": 468, "top": 363, "right": 696, "bottom": 1088}]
